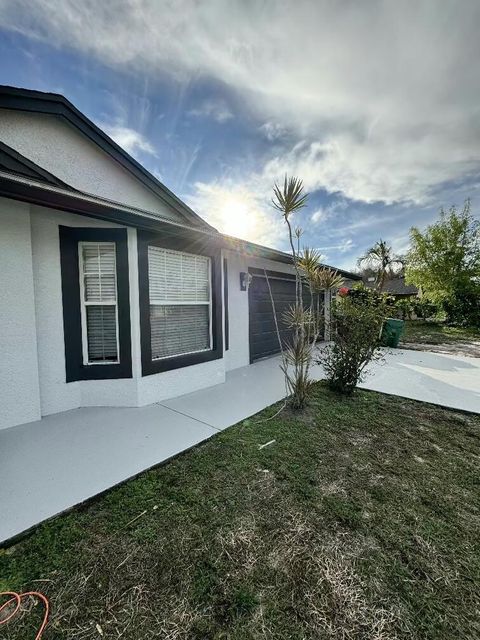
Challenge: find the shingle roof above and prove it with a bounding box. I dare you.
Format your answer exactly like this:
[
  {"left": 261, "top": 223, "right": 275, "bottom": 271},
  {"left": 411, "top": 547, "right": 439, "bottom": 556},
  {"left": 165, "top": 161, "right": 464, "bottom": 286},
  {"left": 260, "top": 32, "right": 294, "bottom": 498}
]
[{"left": 365, "top": 276, "right": 418, "bottom": 295}]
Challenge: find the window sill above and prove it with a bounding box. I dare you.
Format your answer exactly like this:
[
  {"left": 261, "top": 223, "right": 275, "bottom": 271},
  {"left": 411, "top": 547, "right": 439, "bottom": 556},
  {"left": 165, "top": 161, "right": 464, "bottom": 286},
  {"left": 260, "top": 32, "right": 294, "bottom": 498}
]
[{"left": 142, "top": 346, "right": 222, "bottom": 376}]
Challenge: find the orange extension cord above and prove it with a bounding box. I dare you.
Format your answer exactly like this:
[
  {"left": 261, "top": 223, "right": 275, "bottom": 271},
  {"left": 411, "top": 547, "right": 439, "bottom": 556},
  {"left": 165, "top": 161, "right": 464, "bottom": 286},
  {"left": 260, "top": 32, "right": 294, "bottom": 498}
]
[{"left": 0, "top": 591, "right": 49, "bottom": 639}]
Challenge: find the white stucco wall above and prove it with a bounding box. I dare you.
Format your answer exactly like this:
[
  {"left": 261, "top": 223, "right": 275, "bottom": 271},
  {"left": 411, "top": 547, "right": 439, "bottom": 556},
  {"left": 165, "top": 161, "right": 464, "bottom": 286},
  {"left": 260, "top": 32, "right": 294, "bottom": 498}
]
[
  {"left": 0, "top": 109, "right": 183, "bottom": 223},
  {"left": 223, "top": 250, "right": 296, "bottom": 372},
  {"left": 0, "top": 198, "right": 41, "bottom": 429},
  {"left": 138, "top": 359, "right": 225, "bottom": 406}
]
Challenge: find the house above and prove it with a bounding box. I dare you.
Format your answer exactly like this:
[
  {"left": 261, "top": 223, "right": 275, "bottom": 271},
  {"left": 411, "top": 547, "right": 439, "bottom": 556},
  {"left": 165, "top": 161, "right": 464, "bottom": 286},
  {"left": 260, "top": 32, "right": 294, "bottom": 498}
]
[
  {"left": 0, "top": 86, "right": 359, "bottom": 431},
  {"left": 363, "top": 275, "right": 418, "bottom": 300}
]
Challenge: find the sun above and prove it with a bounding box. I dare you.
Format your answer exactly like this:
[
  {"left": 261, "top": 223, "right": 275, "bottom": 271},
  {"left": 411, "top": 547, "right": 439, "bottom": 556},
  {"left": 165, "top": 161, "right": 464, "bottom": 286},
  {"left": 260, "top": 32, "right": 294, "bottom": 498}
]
[{"left": 220, "top": 196, "right": 254, "bottom": 239}]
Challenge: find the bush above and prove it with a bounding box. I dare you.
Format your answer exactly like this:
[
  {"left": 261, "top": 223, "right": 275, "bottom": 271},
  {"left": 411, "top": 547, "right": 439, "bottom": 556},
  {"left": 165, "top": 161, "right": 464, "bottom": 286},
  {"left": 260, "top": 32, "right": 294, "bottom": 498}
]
[
  {"left": 349, "top": 283, "right": 395, "bottom": 308},
  {"left": 412, "top": 299, "right": 438, "bottom": 320},
  {"left": 443, "top": 288, "right": 480, "bottom": 326},
  {"left": 395, "top": 298, "right": 414, "bottom": 320},
  {"left": 318, "top": 295, "right": 387, "bottom": 395}
]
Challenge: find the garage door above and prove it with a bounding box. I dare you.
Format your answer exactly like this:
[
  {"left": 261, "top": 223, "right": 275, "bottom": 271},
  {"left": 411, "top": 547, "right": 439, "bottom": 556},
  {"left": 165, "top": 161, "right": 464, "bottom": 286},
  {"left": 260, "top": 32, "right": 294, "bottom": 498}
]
[{"left": 248, "top": 269, "right": 298, "bottom": 362}]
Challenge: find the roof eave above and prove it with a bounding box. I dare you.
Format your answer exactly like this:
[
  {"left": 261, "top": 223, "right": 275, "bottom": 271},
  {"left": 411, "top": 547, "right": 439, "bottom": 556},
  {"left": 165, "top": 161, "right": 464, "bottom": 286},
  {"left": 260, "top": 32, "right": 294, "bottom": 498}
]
[{"left": 0, "top": 170, "right": 360, "bottom": 280}]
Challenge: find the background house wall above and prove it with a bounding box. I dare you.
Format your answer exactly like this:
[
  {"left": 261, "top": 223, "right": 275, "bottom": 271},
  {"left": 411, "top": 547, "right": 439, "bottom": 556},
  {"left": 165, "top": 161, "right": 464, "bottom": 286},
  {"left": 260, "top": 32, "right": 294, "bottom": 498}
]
[
  {"left": 0, "top": 109, "right": 183, "bottom": 223},
  {"left": 0, "top": 198, "right": 42, "bottom": 429},
  {"left": 30, "top": 206, "right": 227, "bottom": 417}
]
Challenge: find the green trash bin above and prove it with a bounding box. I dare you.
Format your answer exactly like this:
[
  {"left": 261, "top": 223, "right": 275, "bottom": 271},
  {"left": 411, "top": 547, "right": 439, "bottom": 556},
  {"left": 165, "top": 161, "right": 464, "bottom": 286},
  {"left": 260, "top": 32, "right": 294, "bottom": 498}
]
[{"left": 381, "top": 318, "right": 404, "bottom": 348}]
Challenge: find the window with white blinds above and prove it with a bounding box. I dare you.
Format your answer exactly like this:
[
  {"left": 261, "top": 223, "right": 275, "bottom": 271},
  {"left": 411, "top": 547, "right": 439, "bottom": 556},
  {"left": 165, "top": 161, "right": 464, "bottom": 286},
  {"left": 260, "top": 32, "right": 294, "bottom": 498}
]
[
  {"left": 148, "top": 246, "right": 212, "bottom": 359},
  {"left": 79, "top": 242, "right": 119, "bottom": 364}
]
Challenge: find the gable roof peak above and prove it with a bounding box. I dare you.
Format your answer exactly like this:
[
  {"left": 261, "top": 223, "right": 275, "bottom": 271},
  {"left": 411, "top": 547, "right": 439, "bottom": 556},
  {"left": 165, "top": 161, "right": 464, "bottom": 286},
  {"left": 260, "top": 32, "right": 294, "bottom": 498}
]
[{"left": 0, "top": 85, "right": 217, "bottom": 232}]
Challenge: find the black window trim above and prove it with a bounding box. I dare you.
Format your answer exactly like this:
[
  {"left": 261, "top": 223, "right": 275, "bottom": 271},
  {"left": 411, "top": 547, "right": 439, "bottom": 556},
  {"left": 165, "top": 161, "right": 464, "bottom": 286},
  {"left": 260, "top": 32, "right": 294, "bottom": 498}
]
[
  {"left": 138, "top": 230, "right": 223, "bottom": 376},
  {"left": 59, "top": 226, "right": 132, "bottom": 381},
  {"left": 223, "top": 257, "right": 229, "bottom": 351}
]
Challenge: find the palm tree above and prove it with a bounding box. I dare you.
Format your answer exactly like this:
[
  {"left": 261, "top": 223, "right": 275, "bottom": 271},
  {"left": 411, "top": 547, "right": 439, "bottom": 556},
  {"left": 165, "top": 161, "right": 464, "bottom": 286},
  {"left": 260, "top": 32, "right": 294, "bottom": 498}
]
[{"left": 358, "top": 240, "right": 402, "bottom": 291}]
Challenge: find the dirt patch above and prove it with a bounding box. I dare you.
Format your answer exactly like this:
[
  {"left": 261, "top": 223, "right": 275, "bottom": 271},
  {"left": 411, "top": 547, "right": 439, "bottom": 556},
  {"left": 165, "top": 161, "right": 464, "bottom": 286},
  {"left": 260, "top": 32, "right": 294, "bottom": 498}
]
[{"left": 401, "top": 340, "right": 480, "bottom": 358}]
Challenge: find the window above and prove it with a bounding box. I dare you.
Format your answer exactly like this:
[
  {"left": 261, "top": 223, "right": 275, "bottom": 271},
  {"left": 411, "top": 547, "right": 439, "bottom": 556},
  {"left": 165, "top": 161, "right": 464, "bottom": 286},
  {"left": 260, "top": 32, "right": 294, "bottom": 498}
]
[
  {"left": 79, "top": 242, "right": 119, "bottom": 364},
  {"left": 148, "top": 246, "right": 212, "bottom": 359},
  {"left": 60, "top": 226, "right": 131, "bottom": 381}
]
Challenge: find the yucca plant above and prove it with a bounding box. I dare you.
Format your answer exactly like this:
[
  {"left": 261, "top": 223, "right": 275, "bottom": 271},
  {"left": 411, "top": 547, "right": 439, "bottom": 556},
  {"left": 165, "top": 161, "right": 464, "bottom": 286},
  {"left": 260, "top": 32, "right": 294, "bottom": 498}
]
[{"left": 269, "top": 176, "right": 343, "bottom": 410}]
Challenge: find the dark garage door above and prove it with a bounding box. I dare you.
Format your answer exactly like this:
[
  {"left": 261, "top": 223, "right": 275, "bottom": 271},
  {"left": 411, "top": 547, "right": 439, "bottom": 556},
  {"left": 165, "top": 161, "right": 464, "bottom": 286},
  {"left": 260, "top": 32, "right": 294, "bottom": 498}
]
[{"left": 248, "top": 269, "right": 298, "bottom": 362}]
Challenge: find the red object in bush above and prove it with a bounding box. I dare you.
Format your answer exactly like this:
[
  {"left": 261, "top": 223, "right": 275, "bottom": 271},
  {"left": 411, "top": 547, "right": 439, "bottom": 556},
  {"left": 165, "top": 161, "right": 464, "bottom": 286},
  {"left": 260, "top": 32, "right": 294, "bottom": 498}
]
[{"left": 338, "top": 287, "right": 350, "bottom": 297}]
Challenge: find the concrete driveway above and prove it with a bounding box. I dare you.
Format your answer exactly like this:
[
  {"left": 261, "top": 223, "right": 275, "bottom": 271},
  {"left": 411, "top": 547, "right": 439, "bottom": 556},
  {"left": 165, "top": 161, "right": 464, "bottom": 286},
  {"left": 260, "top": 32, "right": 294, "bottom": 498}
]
[
  {"left": 360, "top": 348, "right": 480, "bottom": 413},
  {"left": 1, "top": 347, "right": 478, "bottom": 544}
]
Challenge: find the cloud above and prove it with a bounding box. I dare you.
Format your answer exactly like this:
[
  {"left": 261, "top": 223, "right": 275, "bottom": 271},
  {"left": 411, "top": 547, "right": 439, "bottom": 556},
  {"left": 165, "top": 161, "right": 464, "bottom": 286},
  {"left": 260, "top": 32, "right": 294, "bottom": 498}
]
[
  {"left": 311, "top": 199, "right": 348, "bottom": 224},
  {"left": 187, "top": 99, "right": 233, "bottom": 123},
  {"left": 2, "top": 0, "right": 480, "bottom": 205},
  {"left": 315, "top": 238, "right": 354, "bottom": 254},
  {"left": 259, "top": 121, "right": 286, "bottom": 142},
  {"left": 101, "top": 123, "right": 156, "bottom": 157}
]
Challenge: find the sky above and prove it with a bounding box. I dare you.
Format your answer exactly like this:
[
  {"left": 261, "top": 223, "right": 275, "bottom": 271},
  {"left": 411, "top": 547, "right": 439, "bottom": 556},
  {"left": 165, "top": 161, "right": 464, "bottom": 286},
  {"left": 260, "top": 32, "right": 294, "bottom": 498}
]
[{"left": 0, "top": 0, "right": 479, "bottom": 270}]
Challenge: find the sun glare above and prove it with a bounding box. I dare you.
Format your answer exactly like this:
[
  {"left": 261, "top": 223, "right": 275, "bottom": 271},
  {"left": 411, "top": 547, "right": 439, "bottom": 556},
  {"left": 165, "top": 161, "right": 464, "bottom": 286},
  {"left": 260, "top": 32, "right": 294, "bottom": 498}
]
[{"left": 220, "top": 196, "right": 253, "bottom": 238}]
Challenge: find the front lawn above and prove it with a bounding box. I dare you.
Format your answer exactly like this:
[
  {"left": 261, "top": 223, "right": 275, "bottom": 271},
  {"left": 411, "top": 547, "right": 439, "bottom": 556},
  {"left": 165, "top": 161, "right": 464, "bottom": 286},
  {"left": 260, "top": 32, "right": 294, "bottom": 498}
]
[
  {"left": 1, "top": 384, "right": 479, "bottom": 639},
  {"left": 401, "top": 319, "right": 480, "bottom": 346}
]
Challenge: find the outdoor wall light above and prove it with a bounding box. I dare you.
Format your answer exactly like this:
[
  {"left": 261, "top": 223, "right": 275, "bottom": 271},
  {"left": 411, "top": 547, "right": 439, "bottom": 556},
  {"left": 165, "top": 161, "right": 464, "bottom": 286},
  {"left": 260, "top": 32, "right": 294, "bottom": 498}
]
[{"left": 240, "top": 272, "right": 251, "bottom": 291}]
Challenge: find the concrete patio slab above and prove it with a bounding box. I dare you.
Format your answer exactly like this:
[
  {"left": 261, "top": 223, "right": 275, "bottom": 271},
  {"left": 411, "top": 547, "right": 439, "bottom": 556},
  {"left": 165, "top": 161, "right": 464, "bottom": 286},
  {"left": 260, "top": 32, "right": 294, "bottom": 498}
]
[
  {"left": 161, "top": 356, "right": 324, "bottom": 430},
  {"left": 0, "top": 404, "right": 216, "bottom": 544}
]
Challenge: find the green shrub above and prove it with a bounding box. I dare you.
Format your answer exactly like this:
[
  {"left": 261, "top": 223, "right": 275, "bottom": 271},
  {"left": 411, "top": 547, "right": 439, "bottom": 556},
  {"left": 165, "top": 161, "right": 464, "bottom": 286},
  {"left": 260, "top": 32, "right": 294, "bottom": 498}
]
[
  {"left": 412, "top": 299, "right": 438, "bottom": 320},
  {"left": 395, "top": 298, "right": 414, "bottom": 320},
  {"left": 443, "top": 288, "right": 480, "bottom": 326},
  {"left": 318, "top": 294, "right": 387, "bottom": 395},
  {"left": 349, "top": 283, "right": 395, "bottom": 308}
]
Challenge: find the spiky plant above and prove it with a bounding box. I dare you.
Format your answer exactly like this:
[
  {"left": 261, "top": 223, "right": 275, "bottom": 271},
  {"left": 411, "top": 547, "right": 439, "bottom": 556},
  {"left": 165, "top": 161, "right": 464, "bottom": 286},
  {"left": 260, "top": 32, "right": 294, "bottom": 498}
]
[
  {"left": 358, "top": 239, "right": 402, "bottom": 291},
  {"left": 315, "top": 268, "right": 344, "bottom": 291},
  {"left": 268, "top": 177, "right": 343, "bottom": 410},
  {"left": 272, "top": 177, "right": 308, "bottom": 304}
]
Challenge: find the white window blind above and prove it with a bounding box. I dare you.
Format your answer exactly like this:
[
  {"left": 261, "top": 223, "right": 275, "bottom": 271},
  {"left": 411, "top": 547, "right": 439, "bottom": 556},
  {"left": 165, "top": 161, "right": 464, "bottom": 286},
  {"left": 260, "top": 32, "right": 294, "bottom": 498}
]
[
  {"left": 79, "top": 242, "right": 119, "bottom": 364},
  {"left": 148, "top": 246, "right": 212, "bottom": 359}
]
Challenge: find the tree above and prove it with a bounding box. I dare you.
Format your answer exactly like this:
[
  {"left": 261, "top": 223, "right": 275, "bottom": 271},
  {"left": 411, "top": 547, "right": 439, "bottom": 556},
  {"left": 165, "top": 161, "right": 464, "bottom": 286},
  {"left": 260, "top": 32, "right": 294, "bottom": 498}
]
[
  {"left": 358, "top": 240, "right": 402, "bottom": 291},
  {"left": 270, "top": 176, "right": 343, "bottom": 410},
  {"left": 406, "top": 200, "right": 480, "bottom": 324}
]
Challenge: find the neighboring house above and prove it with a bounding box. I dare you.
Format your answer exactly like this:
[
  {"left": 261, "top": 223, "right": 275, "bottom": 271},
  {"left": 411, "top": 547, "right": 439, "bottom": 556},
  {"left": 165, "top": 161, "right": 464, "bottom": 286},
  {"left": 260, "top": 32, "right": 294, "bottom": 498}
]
[
  {"left": 0, "top": 86, "right": 359, "bottom": 431},
  {"left": 363, "top": 275, "right": 418, "bottom": 300}
]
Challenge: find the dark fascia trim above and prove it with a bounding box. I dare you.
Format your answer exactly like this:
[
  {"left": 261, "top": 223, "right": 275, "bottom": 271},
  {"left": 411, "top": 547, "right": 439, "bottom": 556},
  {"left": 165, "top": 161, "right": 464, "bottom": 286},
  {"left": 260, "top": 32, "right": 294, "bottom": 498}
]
[
  {"left": 0, "top": 176, "right": 218, "bottom": 238},
  {"left": 0, "top": 141, "right": 71, "bottom": 188},
  {"left": 138, "top": 230, "right": 223, "bottom": 376},
  {"left": 248, "top": 266, "right": 296, "bottom": 281},
  {"left": 0, "top": 85, "right": 216, "bottom": 231},
  {"left": 223, "top": 258, "right": 229, "bottom": 351},
  {"left": 59, "top": 226, "right": 132, "bottom": 381},
  {"left": 223, "top": 236, "right": 361, "bottom": 281}
]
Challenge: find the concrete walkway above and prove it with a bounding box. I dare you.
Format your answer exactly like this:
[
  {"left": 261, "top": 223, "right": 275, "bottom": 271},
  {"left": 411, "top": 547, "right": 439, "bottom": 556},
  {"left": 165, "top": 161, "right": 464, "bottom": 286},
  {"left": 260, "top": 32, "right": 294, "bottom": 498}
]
[{"left": 1, "top": 348, "right": 479, "bottom": 543}]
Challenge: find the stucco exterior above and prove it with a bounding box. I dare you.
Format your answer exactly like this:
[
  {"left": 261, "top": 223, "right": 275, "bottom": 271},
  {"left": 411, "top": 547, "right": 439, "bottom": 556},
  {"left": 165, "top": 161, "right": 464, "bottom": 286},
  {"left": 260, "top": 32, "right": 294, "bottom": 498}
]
[
  {"left": 0, "top": 198, "right": 42, "bottom": 428},
  {"left": 0, "top": 194, "right": 300, "bottom": 430},
  {"left": 0, "top": 109, "right": 184, "bottom": 223}
]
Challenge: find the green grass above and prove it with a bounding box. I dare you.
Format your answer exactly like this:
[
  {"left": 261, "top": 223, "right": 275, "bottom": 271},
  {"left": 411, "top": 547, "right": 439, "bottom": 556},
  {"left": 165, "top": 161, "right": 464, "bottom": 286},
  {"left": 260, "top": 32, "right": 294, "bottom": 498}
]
[
  {"left": 1, "top": 384, "right": 480, "bottom": 639},
  {"left": 402, "top": 320, "right": 480, "bottom": 345}
]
